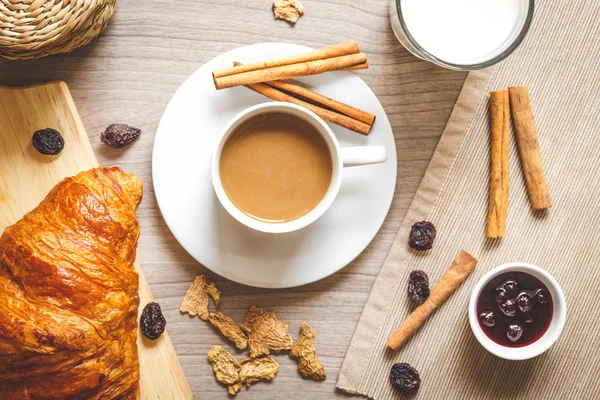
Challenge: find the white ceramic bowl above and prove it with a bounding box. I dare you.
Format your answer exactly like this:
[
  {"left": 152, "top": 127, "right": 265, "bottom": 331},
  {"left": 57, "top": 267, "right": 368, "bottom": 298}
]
[
  {"left": 469, "top": 262, "right": 566, "bottom": 360},
  {"left": 211, "top": 102, "right": 387, "bottom": 234}
]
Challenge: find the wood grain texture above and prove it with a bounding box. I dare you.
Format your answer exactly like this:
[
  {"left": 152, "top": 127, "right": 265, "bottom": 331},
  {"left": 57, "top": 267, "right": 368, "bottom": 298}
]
[
  {"left": 0, "top": 0, "right": 467, "bottom": 398},
  {"left": 0, "top": 82, "right": 192, "bottom": 400}
]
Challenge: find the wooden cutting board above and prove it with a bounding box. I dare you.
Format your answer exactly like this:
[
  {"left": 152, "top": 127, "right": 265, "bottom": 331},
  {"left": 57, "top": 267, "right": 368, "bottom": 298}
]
[{"left": 0, "top": 81, "right": 193, "bottom": 399}]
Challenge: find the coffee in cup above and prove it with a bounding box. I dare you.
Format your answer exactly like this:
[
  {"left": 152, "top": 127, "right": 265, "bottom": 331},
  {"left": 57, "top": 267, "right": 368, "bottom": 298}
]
[
  {"left": 212, "top": 102, "right": 387, "bottom": 234},
  {"left": 219, "top": 112, "right": 332, "bottom": 223}
]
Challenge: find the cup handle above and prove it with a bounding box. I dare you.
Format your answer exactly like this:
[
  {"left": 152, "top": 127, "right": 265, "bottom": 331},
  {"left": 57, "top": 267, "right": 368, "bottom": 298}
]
[{"left": 340, "top": 146, "right": 387, "bottom": 168}]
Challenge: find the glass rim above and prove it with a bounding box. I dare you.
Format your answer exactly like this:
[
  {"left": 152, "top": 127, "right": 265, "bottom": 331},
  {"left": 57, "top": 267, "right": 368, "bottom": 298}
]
[{"left": 395, "top": 0, "right": 535, "bottom": 71}]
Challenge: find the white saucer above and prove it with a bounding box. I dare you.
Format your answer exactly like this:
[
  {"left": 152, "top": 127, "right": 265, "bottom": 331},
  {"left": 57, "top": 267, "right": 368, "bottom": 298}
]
[{"left": 152, "top": 43, "right": 397, "bottom": 288}]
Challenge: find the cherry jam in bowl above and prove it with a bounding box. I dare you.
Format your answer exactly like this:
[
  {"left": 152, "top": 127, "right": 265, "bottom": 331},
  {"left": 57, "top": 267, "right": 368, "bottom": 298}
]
[{"left": 469, "top": 262, "right": 566, "bottom": 360}]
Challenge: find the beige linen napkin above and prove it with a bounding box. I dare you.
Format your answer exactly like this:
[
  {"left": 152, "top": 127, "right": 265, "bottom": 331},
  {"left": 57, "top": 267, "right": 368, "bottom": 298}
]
[{"left": 337, "top": 1, "right": 600, "bottom": 398}]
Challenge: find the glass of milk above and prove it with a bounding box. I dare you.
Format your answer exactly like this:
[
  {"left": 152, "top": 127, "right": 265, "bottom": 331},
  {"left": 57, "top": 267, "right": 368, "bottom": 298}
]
[{"left": 390, "top": 0, "right": 534, "bottom": 70}]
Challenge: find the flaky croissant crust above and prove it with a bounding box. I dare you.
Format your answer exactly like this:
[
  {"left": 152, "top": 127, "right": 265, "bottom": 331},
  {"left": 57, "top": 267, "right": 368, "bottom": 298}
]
[{"left": 0, "top": 167, "right": 143, "bottom": 400}]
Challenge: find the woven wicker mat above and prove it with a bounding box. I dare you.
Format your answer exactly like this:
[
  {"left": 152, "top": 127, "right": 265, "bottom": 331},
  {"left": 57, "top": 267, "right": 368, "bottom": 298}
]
[{"left": 337, "top": 1, "right": 600, "bottom": 399}]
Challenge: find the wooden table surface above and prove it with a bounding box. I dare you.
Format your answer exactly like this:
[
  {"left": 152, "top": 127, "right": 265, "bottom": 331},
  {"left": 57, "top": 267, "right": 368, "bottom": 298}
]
[{"left": 0, "top": 1, "right": 467, "bottom": 398}]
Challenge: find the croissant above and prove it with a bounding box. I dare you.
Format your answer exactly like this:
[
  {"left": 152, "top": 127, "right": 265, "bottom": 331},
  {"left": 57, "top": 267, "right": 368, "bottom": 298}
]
[{"left": 0, "top": 167, "right": 143, "bottom": 399}]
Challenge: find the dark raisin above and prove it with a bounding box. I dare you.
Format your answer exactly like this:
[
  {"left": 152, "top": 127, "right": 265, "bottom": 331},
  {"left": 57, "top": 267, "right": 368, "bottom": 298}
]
[
  {"left": 100, "top": 124, "right": 141, "bottom": 148},
  {"left": 141, "top": 302, "right": 166, "bottom": 340},
  {"left": 408, "top": 221, "right": 436, "bottom": 251},
  {"left": 32, "top": 128, "right": 64, "bottom": 155},
  {"left": 408, "top": 270, "right": 430, "bottom": 304},
  {"left": 390, "top": 363, "right": 420, "bottom": 396}
]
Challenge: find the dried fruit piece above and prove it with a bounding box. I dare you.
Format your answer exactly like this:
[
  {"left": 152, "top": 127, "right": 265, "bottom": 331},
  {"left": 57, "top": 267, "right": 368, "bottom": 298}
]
[
  {"left": 501, "top": 279, "right": 520, "bottom": 297},
  {"left": 208, "top": 312, "right": 248, "bottom": 350},
  {"left": 390, "top": 363, "right": 420, "bottom": 396},
  {"left": 479, "top": 311, "right": 496, "bottom": 328},
  {"left": 32, "top": 128, "right": 64, "bottom": 155},
  {"left": 516, "top": 293, "right": 533, "bottom": 312},
  {"left": 180, "top": 275, "right": 221, "bottom": 320},
  {"left": 207, "top": 345, "right": 242, "bottom": 395},
  {"left": 506, "top": 324, "right": 523, "bottom": 342},
  {"left": 272, "top": 0, "right": 304, "bottom": 24},
  {"left": 535, "top": 289, "right": 549, "bottom": 304},
  {"left": 499, "top": 298, "right": 517, "bottom": 317},
  {"left": 289, "top": 321, "right": 326, "bottom": 380},
  {"left": 140, "top": 302, "right": 166, "bottom": 340},
  {"left": 240, "top": 305, "right": 293, "bottom": 358},
  {"left": 100, "top": 124, "right": 141, "bottom": 148},
  {"left": 408, "top": 221, "right": 436, "bottom": 251},
  {"left": 239, "top": 357, "right": 279, "bottom": 386},
  {"left": 407, "top": 270, "right": 430, "bottom": 304},
  {"left": 495, "top": 287, "right": 507, "bottom": 303}
]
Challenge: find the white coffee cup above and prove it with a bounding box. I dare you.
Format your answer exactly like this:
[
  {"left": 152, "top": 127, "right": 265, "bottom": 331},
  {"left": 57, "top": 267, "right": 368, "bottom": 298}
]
[
  {"left": 468, "top": 262, "right": 566, "bottom": 360},
  {"left": 211, "top": 102, "right": 387, "bottom": 233}
]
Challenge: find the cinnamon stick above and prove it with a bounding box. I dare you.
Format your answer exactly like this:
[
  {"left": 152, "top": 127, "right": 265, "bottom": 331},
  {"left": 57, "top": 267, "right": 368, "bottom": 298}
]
[
  {"left": 264, "top": 80, "right": 376, "bottom": 126},
  {"left": 341, "top": 62, "right": 369, "bottom": 71},
  {"left": 486, "top": 90, "right": 510, "bottom": 238},
  {"left": 214, "top": 52, "right": 368, "bottom": 90},
  {"left": 213, "top": 41, "right": 361, "bottom": 79},
  {"left": 243, "top": 81, "right": 372, "bottom": 135},
  {"left": 508, "top": 86, "right": 551, "bottom": 210},
  {"left": 386, "top": 250, "right": 478, "bottom": 350},
  {"left": 233, "top": 61, "right": 373, "bottom": 135}
]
